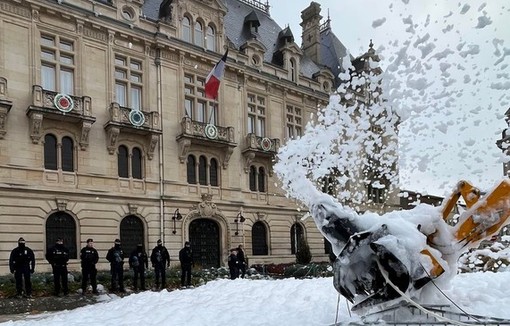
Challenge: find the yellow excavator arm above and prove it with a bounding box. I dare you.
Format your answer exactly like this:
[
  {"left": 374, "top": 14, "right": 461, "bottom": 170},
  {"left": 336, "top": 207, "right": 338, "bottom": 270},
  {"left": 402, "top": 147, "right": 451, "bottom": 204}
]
[
  {"left": 441, "top": 179, "right": 510, "bottom": 245},
  {"left": 423, "top": 178, "right": 510, "bottom": 279}
]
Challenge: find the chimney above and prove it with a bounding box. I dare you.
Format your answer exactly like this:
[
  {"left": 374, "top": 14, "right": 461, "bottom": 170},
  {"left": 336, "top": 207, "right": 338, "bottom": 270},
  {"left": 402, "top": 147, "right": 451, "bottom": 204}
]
[{"left": 300, "top": 2, "right": 322, "bottom": 63}]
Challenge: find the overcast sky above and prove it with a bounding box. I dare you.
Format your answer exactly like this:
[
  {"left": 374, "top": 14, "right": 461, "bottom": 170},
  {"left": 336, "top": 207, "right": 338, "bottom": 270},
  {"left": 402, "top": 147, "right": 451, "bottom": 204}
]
[{"left": 270, "top": 0, "right": 510, "bottom": 196}]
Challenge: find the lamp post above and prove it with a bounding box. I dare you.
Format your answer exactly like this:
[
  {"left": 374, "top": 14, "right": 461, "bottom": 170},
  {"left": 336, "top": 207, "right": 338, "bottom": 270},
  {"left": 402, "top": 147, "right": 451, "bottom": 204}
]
[
  {"left": 234, "top": 212, "right": 245, "bottom": 236},
  {"left": 172, "top": 208, "right": 183, "bottom": 234}
]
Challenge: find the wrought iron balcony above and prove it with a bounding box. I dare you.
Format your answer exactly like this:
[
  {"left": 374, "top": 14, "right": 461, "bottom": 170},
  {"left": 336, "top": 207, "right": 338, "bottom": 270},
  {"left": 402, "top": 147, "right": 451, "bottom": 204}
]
[
  {"left": 242, "top": 133, "right": 280, "bottom": 173},
  {"left": 176, "top": 116, "right": 236, "bottom": 168},
  {"left": 26, "top": 85, "right": 96, "bottom": 149},
  {"left": 104, "top": 103, "right": 162, "bottom": 160}
]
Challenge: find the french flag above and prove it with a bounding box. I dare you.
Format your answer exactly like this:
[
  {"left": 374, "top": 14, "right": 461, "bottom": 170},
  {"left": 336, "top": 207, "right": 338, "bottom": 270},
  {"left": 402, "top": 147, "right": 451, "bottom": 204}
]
[{"left": 205, "top": 49, "right": 228, "bottom": 100}]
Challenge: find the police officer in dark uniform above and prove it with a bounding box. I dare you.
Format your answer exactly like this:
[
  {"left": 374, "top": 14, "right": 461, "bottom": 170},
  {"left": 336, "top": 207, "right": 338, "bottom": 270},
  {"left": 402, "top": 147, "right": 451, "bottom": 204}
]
[
  {"left": 106, "top": 238, "right": 125, "bottom": 292},
  {"left": 150, "top": 239, "right": 170, "bottom": 290},
  {"left": 80, "top": 238, "right": 99, "bottom": 295},
  {"left": 129, "top": 244, "right": 148, "bottom": 291},
  {"left": 179, "top": 241, "right": 194, "bottom": 288},
  {"left": 46, "top": 237, "right": 70, "bottom": 296},
  {"left": 9, "top": 237, "right": 35, "bottom": 298}
]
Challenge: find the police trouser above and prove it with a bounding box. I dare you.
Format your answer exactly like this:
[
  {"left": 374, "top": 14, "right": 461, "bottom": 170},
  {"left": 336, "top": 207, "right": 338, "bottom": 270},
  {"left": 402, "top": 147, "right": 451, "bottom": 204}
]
[
  {"left": 52, "top": 265, "right": 69, "bottom": 295},
  {"left": 14, "top": 268, "right": 32, "bottom": 296},
  {"left": 154, "top": 265, "right": 166, "bottom": 288},
  {"left": 181, "top": 264, "right": 192, "bottom": 286},
  {"left": 133, "top": 267, "right": 146, "bottom": 290},
  {"left": 110, "top": 264, "right": 124, "bottom": 291},
  {"left": 82, "top": 265, "right": 97, "bottom": 292}
]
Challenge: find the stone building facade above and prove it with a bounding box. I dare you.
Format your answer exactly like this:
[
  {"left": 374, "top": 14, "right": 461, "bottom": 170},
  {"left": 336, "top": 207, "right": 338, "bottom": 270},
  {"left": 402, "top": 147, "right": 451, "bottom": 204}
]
[{"left": 0, "top": 0, "right": 398, "bottom": 274}]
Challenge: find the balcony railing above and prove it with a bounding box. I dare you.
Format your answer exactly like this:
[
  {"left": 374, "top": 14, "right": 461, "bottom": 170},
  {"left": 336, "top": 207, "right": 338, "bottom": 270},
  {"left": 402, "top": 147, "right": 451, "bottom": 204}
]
[
  {"left": 177, "top": 116, "right": 236, "bottom": 168},
  {"left": 26, "top": 85, "right": 96, "bottom": 149},
  {"left": 104, "top": 103, "right": 161, "bottom": 160}
]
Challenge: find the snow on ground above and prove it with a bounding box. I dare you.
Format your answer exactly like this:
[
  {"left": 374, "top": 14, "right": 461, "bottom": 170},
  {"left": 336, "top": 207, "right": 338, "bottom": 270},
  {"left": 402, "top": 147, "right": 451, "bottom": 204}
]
[{"left": 2, "top": 271, "right": 510, "bottom": 326}]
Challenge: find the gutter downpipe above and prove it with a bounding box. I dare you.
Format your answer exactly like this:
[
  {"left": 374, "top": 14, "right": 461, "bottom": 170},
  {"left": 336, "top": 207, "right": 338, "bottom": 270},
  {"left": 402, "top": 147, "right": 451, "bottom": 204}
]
[{"left": 155, "top": 48, "right": 165, "bottom": 243}]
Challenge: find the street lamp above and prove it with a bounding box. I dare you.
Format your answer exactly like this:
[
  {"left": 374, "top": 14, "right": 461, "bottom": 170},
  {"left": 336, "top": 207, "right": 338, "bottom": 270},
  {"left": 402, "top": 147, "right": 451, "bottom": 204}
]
[
  {"left": 172, "top": 208, "right": 183, "bottom": 234},
  {"left": 234, "top": 212, "right": 246, "bottom": 236}
]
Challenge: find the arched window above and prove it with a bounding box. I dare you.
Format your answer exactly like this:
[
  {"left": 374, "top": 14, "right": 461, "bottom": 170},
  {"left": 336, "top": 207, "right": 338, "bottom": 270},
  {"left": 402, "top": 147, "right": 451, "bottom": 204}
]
[
  {"left": 290, "top": 223, "right": 304, "bottom": 255},
  {"left": 252, "top": 221, "right": 268, "bottom": 255},
  {"left": 210, "top": 158, "right": 218, "bottom": 186},
  {"left": 206, "top": 25, "right": 216, "bottom": 51},
  {"left": 290, "top": 58, "right": 296, "bottom": 82},
  {"left": 44, "top": 134, "right": 58, "bottom": 170},
  {"left": 187, "top": 155, "right": 196, "bottom": 184},
  {"left": 46, "top": 212, "right": 77, "bottom": 259},
  {"left": 194, "top": 21, "right": 204, "bottom": 47},
  {"left": 118, "top": 145, "right": 129, "bottom": 178},
  {"left": 198, "top": 155, "right": 207, "bottom": 185},
  {"left": 132, "top": 147, "right": 142, "bottom": 179},
  {"left": 120, "top": 215, "right": 144, "bottom": 255},
  {"left": 182, "top": 16, "right": 191, "bottom": 42},
  {"left": 61, "top": 137, "right": 74, "bottom": 172},
  {"left": 249, "top": 166, "right": 257, "bottom": 191},
  {"left": 258, "top": 167, "right": 266, "bottom": 192}
]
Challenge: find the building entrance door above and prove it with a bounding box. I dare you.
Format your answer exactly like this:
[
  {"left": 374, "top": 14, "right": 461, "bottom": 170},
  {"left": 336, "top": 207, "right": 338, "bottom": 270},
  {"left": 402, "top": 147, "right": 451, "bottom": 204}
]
[{"left": 189, "top": 218, "right": 220, "bottom": 268}]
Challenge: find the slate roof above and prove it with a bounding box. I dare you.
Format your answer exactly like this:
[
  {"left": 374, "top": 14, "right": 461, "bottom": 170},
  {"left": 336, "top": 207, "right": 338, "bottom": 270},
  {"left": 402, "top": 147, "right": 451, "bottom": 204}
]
[
  {"left": 140, "top": 0, "right": 350, "bottom": 80},
  {"left": 319, "top": 25, "right": 353, "bottom": 87}
]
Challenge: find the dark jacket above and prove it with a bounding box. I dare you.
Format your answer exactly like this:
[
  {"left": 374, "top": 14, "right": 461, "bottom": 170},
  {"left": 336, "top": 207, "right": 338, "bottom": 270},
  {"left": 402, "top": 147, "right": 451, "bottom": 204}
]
[
  {"left": 151, "top": 245, "right": 170, "bottom": 268},
  {"left": 9, "top": 245, "right": 35, "bottom": 272},
  {"left": 129, "top": 248, "right": 148, "bottom": 271},
  {"left": 179, "top": 247, "right": 193, "bottom": 267},
  {"left": 80, "top": 246, "right": 99, "bottom": 268},
  {"left": 237, "top": 248, "right": 246, "bottom": 265},
  {"left": 46, "top": 243, "right": 70, "bottom": 267},
  {"left": 228, "top": 253, "right": 239, "bottom": 269},
  {"left": 106, "top": 245, "right": 124, "bottom": 266}
]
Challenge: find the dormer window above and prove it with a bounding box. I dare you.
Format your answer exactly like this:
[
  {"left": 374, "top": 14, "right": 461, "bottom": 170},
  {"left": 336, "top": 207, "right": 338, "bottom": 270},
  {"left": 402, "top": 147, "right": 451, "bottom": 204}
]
[
  {"left": 194, "top": 21, "right": 204, "bottom": 47},
  {"left": 250, "top": 22, "right": 258, "bottom": 34},
  {"left": 183, "top": 16, "right": 191, "bottom": 42},
  {"left": 290, "top": 58, "right": 296, "bottom": 82},
  {"left": 244, "top": 10, "right": 261, "bottom": 35},
  {"left": 206, "top": 26, "right": 216, "bottom": 51}
]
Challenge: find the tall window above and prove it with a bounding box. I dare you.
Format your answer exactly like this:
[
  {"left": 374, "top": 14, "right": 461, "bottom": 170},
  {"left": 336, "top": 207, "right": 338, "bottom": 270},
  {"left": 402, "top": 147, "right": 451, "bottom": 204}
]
[
  {"left": 44, "top": 134, "right": 58, "bottom": 170},
  {"left": 44, "top": 134, "right": 74, "bottom": 172},
  {"left": 286, "top": 105, "right": 302, "bottom": 139},
  {"left": 117, "top": 145, "right": 144, "bottom": 179},
  {"left": 46, "top": 212, "right": 77, "bottom": 259},
  {"left": 194, "top": 21, "right": 204, "bottom": 47},
  {"left": 61, "top": 136, "right": 74, "bottom": 172},
  {"left": 249, "top": 166, "right": 257, "bottom": 191},
  {"left": 249, "top": 165, "right": 266, "bottom": 192},
  {"left": 115, "top": 55, "right": 143, "bottom": 110},
  {"left": 132, "top": 147, "right": 142, "bottom": 179},
  {"left": 186, "top": 154, "right": 219, "bottom": 187},
  {"left": 290, "top": 223, "right": 304, "bottom": 255},
  {"left": 118, "top": 145, "right": 129, "bottom": 178},
  {"left": 40, "top": 34, "right": 75, "bottom": 94},
  {"left": 206, "top": 25, "right": 216, "bottom": 51},
  {"left": 210, "top": 158, "right": 218, "bottom": 186},
  {"left": 184, "top": 74, "right": 217, "bottom": 123},
  {"left": 182, "top": 16, "right": 191, "bottom": 42},
  {"left": 247, "top": 93, "right": 266, "bottom": 137},
  {"left": 198, "top": 155, "right": 207, "bottom": 185},
  {"left": 252, "top": 222, "right": 268, "bottom": 255},
  {"left": 187, "top": 155, "right": 197, "bottom": 184}
]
